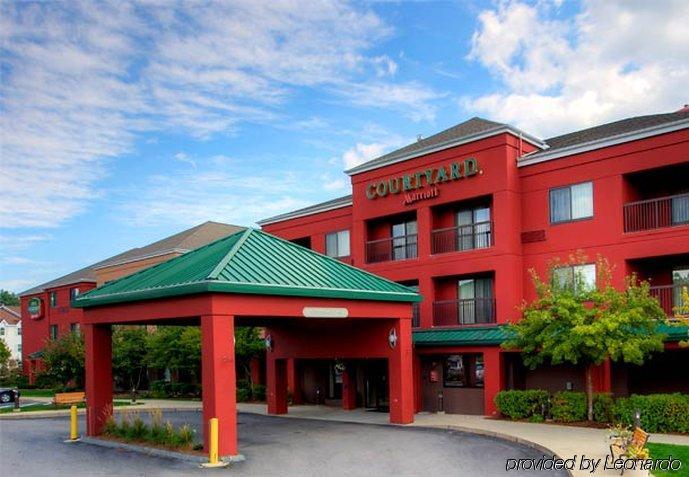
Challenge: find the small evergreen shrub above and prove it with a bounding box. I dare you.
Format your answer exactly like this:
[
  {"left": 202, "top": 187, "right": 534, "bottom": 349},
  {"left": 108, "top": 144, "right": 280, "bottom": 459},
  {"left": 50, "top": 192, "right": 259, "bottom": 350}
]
[
  {"left": 593, "top": 393, "right": 614, "bottom": 423},
  {"left": 612, "top": 393, "right": 689, "bottom": 433},
  {"left": 551, "top": 391, "right": 586, "bottom": 422},
  {"left": 494, "top": 390, "right": 549, "bottom": 420},
  {"left": 251, "top": 384, "right": 266, "bottom": 401}
]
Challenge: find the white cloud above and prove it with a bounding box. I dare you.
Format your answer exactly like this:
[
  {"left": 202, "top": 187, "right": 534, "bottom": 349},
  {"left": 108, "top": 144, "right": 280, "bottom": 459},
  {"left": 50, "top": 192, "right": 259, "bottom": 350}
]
[
  {"left": 465, "top": 0, "right": 689, "bottom": 137},
  {"left": 0, "top": 234, "right": 52, "bottom": 252},
  {"left": 342, "top": 143, "right": 390, "bottom": 170},
  {"left": 1, "top": 1, "right": 440, "bottom": 229}
]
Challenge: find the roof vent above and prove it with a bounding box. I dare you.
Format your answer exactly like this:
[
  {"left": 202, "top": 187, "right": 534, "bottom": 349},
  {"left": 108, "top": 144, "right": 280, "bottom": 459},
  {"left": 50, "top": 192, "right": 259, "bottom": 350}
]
[
  {"left": 417, "top": 134, "right": 423, "bottom": 142},
  {"left": 678, "top": 104, "right": 689, "bottom": 112}
]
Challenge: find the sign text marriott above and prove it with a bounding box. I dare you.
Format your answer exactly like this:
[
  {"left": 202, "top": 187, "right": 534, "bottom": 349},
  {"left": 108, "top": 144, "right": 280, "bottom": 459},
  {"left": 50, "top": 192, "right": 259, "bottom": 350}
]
[{"left": 365, "top": 158, "right": 480, "bottom": 205}]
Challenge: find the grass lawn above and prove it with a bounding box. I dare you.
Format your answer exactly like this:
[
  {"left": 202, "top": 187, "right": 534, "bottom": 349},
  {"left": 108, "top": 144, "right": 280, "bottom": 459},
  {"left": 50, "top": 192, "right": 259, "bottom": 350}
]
[
  {"left": 0, "top": 400, "right": 140, "bottom": 414},
  {"left": 18, "top": 389, "right": 56, "bottom": 398},
  {"left": 648, "top": 443, "right": 689, "bottom": 477}
]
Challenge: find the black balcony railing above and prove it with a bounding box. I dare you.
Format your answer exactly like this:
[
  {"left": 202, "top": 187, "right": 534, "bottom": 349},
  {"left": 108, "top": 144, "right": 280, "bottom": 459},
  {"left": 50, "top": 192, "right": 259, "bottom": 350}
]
[
  {"left": 412, "top": 303, "right": 420, "bottom": 328},
  {"left": 623, "top": 193, "right": 689, "bottom": 233},
  {"left": 650, "top": 284, "right": 689, "bottom": 317},
  {"left": 433, "top": 298, "right": 496, "bottom": 326},
  {"left": 365, "top": 234, "right": 418, "bottom": 263},
  {"left": 431, "top": 221, "right": 493, "bottom": 254}
]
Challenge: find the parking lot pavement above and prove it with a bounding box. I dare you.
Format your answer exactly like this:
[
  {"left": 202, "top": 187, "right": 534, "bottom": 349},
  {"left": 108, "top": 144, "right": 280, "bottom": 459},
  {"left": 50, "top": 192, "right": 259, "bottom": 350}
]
[{"left": 0, "top": 411, "right": 567, "bottom": 477}]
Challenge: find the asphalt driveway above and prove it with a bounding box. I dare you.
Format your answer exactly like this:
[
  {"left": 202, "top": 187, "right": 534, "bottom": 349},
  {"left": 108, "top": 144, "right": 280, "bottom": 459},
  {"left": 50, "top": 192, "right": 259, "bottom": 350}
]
[{"left": 0, "top": 411, "right": 567, "bottom": 476}]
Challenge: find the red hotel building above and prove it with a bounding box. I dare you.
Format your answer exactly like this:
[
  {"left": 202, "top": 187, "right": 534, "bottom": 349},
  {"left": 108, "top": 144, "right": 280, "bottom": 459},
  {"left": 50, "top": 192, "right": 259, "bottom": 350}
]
[{"left": 259, "top": 109, "right": 689, "bottom": 416}]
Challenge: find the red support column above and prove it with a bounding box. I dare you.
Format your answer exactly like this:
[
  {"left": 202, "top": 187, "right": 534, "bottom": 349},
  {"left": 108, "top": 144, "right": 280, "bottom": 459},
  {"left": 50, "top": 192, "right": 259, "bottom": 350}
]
[
  {"left": 388, "top": 318, "right": 414, "bottom": 424},
  {"left": 342, "top": 365, "right": 356, "bottom": 410},
  {"left": 249, "top": 356, "right": 264, "bottom": 386},
  {"left": 413, "top": 353, "right": 422, "bottom": 413},
  {"left": 201, "top": 314, "right": 237, "bottom": 457},
  {"left": 287, "top": 358, "right": 302, "bottom": 405},
  {"left": 483, "top": 347, "right": 505, "bottom": 417},
  {"left": 592, "top": 359, "right": 613, "bottom": 393},
  {"left": 84, "top": 323, "right": 112, "bottom": 436},
  {"left": 267, "top": 357, "right": 288, "bottom": 415}
]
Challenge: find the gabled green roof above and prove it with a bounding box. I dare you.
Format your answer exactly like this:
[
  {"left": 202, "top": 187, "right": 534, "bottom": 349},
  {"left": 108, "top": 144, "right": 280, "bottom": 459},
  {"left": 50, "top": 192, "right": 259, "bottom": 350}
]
[{"left": 73, "top": 229, "right": 421, "bottom": 308}]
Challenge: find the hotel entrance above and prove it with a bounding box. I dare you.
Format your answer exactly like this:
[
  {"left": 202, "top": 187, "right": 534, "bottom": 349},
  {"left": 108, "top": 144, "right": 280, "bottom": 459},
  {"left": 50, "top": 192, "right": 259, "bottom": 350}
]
[{"left": 363, "top": 359, "right": 389, "bottom": 411}]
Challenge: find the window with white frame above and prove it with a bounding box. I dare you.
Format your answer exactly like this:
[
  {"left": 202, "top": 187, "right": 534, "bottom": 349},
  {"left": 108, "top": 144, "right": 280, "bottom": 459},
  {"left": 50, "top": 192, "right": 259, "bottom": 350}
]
[
  {"left": 325, "top": 230, "right": 351, "bottom": 258},
  {"left": 552, "top": 263, "right": 596, "bottom": 293},
  {"left": 550, "top": 182, "right": 593, "bottom": 223}
]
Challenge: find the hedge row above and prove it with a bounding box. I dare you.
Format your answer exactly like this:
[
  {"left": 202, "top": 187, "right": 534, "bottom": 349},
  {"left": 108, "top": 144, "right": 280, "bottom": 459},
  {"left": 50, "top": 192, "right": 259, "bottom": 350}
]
[{"left": 494, "top": 390, "right": 689, "bottom": 433}]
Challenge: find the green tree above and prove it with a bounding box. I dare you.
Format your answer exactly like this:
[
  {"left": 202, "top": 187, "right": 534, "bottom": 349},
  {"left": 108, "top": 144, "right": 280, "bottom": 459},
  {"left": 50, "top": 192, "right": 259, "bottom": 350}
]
[
  {"left": 503, "top": 255, "right": 666, "bottom": 421},
  {"left": 145, "top": 327, "right": 201, "bottom": 380},
  {"left": 235, "top": 327, "right": 265, "bottom": 385},
  {"left": 41, "top": 331, "right": 85, "bottom": 388},
  {"left": 0, "top": 289, "right": 19, "bottom": 306},
  {"left": 672, "top": 287, "right": 689, "bottom": 347},
  {"left": 0, "top": 340, "right": 11, "bottom": 373},
  {"left": 112, "top": 326, "right": 149, "bottom": 390}
]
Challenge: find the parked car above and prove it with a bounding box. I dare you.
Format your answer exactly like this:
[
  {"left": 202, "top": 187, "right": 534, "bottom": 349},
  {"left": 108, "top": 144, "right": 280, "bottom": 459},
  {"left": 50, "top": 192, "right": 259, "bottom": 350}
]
[{"left": 0, "top": 388, "right": 19, "bottom": 404}]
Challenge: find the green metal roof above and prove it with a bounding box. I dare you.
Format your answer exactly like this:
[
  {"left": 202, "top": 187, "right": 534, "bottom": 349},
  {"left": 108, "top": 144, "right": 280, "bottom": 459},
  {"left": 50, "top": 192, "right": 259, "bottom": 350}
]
[
  {"left": 73, "top": 229, "right": 421, "bottom": 308},
  {"left": 413, "top": 326, "right": 509, "bottom": 346},
  {"left": 412, "top": 324, "right": 689, "bottom": 347}
]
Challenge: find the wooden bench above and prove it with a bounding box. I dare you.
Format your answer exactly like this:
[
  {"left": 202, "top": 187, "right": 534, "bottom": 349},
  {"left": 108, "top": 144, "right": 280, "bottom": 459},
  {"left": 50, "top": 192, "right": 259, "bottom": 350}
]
[
  {"left": 609, "top": 427, "right": 650, "bottom": 474},
  {"left": 53, "top": 392, "right": 86, "bottom": 405}
]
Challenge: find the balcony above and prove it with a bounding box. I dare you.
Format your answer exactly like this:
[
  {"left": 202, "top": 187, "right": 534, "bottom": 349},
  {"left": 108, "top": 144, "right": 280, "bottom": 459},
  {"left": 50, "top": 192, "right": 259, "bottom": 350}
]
[
  {"left": 433, "top": 298, "right": 496, "bottom": 327},
  {"left": 365, "top": 234, "right": 418, "bottom": 263},
  {"left": 412, "top": 303, "right": 420, "bottom": 328},
  {"left": 650, "top": 284, "right": 688, "bottom": 318},
  {"left": 431, "top": 221, "right": 493, "bottom": 254},
  {"left": 624, "top": 193, "right": 689, "bottom": 233}
]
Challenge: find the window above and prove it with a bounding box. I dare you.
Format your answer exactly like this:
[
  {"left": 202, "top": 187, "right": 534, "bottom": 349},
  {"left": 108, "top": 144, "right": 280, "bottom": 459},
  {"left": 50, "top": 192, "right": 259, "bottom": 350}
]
[
  {"left": 456, "top": 206, "right": 491, "bottom": 250},
  {"left": 70, "top": 323, "right": 80, "bottom": 335},
  {"left": 457, "top": 278, "right": 494, "bottom": 324},
  {"left": 444, "top": 354, "right": 484, "bottom": 388},
  {"left": 0, "top": 327, "right": 4, "bottom": 336},
  {"left": 17, "top": 326, "right": 21, "bottom": 336},
  {"left": 391, "top": 220, "right": 418, "bottom": 260},
  {"left": 70, "top": 288, "right": 80, "bottom": 300},
  {"left": 50, "top": 291, "right": 58, "bottom": 307},
  {"left": 673, "top": 268, "right": 689, "bottom": 311},
  {"left": 17, "top": 344, "right": 21, "bottom": 354},
  {"left": 550, "top": 182, "right": 593, "bottom": 223},
  {"left": 325, "top": 230, "right": 350, "bottom": 258},
  {"left": 49, "top": 325, "right": 58, "bottom": 340},
  {"left": 552, "top": 263, "right": 596, "bottom": 293}
]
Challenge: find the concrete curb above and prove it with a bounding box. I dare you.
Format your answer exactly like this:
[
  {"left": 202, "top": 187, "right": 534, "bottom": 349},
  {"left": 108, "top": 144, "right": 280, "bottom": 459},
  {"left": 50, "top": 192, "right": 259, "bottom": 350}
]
[{"left": 78, "top": 437, "right": 245, "bottom": 464}]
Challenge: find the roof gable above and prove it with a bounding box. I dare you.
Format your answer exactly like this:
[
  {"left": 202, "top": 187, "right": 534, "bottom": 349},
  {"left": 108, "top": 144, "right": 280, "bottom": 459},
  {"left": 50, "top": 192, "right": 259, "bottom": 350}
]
[
  {"left": 74, "top": 229, "right": 420, "bottom": 307},
  {"left": 345, "top": 117, "right": 545, "bottom": 176}
]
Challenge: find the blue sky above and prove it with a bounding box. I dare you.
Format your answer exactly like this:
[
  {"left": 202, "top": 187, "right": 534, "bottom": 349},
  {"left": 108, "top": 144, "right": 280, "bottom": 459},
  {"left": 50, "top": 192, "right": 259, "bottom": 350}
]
[{"left": 1, "top": 0, "right": 688, "bottom": 292}]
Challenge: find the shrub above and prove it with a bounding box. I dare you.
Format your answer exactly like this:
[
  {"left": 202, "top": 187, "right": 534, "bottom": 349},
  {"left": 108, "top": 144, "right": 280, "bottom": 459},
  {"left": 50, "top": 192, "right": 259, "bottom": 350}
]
[
  {"left": 251, "top": 384, "right": 266, "bottom": 401},
  {"left": 612, "top": 393, "right": 689, "bottom": 433},
  {"left": 494, "top": 390, "right": 549, "bottom": 420},
  {"left": 593, "top": 393, "right": 614, "bottom": 423},
  {"left": 236, "top": 387, "right": 251, "bottom": 402},
  {"left": 551, "top": 391, "right": 587, "bottom": 422}
]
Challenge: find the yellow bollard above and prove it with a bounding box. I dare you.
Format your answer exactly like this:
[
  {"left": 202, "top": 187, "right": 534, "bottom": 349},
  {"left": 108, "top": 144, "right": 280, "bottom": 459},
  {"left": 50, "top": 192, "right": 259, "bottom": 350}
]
[
  {"left": 209, "top": 418, "right": 218, "bottom": 465},
  {"left": 200, "top": 417, "right": 228, "bottom": 468},
  {"left": 64, "top": 404, "right": 80, "bottom": 443}
]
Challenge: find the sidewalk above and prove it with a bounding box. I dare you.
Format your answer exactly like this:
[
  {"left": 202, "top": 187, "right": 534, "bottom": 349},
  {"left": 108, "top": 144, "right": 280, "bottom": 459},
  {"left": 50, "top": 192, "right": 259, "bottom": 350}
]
[{"left": 237, "top": 403, "right": 689, "bottom": 477}]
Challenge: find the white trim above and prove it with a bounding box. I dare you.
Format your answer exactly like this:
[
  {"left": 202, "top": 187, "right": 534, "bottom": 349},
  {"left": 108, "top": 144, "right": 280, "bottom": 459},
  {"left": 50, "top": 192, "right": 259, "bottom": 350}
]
[
  {"left": 92, "top": 248, "right": 190, "bottom": 270},
  {"left": 345, "top": 126, "right": 546, "bottom": 176},
  {"left": 518, "top": 118, "right": 689, "bottom": 167},
  {"left": 257, "top": 198, "right": 353, "bottom": 226}
]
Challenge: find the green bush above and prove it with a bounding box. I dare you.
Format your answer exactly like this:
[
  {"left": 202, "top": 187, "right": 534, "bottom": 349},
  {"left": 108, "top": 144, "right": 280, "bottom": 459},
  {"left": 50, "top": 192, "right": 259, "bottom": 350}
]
[
  {"left": 593, "top": 393, "right": 614, "bottom": 423},
  {"left": 494, "top": 390, "right": 549, "bottom": 420},
  {"left": 236, "top": 387, "right": 251, "bottom": 402},
  {"left": 551, "top": 391, "right": 586, "bottom": 422},
  {"left": 251, "top": 384, "right": 266, "bottom": 401},
  {"left": 612, "top": 393, "right": 689, "bottom": 433}
]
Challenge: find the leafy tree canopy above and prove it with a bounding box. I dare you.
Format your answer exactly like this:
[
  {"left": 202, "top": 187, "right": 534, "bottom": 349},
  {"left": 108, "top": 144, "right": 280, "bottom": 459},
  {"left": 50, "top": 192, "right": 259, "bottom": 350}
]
[
  {"left": 503, "top": 254, "right": 667, "bottom": 420},
  {"left": 0, "top": 289, "right": 19, "bottom": 306},
  {"left": 41, "top": 331, "right": 85, "bottom": 388}
]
